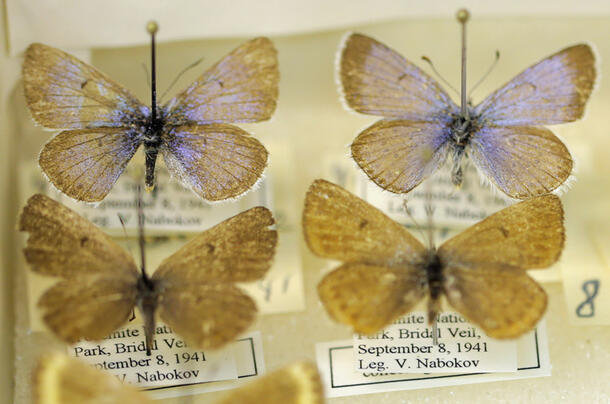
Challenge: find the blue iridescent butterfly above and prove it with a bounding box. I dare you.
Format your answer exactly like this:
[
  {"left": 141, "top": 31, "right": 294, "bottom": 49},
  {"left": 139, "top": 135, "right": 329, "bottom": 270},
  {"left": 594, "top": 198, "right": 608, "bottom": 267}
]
[
  {"left": 339, "top": 11, "right": 595, "bottom": 200},
  {"left": 23, "top": 23, "right": 278, "bottom": 202}
]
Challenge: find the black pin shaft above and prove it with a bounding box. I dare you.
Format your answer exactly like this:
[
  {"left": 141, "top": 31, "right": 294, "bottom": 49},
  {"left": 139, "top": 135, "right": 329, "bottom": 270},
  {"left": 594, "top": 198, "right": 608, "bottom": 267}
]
[{"left": 457, "top": 9, "right": 470, "bottom": 119}]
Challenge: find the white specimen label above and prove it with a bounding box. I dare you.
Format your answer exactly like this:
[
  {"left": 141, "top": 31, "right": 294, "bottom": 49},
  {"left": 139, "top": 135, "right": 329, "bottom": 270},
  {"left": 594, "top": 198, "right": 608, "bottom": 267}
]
[
  {"left": 317, "top": 322, "right": 549, "bottom": 398},
  {"left": 68, "top": 323, "right": 238, "bottom": 388},
  {"left": 353, "top": 312, "right": 517, "bottom": 374}
]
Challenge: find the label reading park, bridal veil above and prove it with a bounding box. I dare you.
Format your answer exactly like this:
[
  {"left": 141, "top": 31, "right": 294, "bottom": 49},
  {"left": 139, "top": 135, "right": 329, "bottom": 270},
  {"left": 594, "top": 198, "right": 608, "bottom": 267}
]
[
  {"left": 68, "top": 323, "right": 238, "bottom": 388},
  {"left": 353, "top": 311, "right": 517, "bottom": 374}
]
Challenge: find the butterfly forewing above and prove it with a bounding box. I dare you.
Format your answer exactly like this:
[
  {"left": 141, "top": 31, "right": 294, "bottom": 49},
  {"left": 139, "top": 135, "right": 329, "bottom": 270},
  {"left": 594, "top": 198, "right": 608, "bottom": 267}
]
[
  {"left": 34, "top": 354, "right": 151, "bottom": 404},
  {"left": 216, "top": 361, "right": 324, "bottom": 404},
  {"left": 303, "top": 179, "right": 427, "bottom": 265},
  {"left": 161, "top": 124, "right": 268, "bottom": 201},
  {"left": 39, "top": 128, "right": 141, "bottom": 202},
  {"left": 19, "top": 194, "right": 139, "bottom": 278},
  {"left": 318, "top": 263, "right": 426, "bottom": 334},
  {"left": 165, "top": 37, "right": 279, "bottom": 125},
  {"left": 152, "top": 207, "right": 277, "bottom": 349},
  {"left": 339, "top": 33, "right": 457, "bottom": 119},
  {"left": 23, "top": 43, "right": 146, "bottom": 130},
  {"left": 19, "top": 195, "right": 139, "bottom": 342},
  {"left": 468, "top": 126, "right": 573, "bottom": 199},
  {"left": 443, "top": 262, "right": 547, "bottom": 338},
  {"left": 157, "top": 283, "right": 257, "bottom": 349},
  {"left": 475, "top": 44, "right": 595, "bottom": 126},
  {"left": 153, "top": 207, "right": 277, "bottom": 283},
  {"left": 438, "top": 195, "right": 564, "bottom": 269},
  {"left": 351, "top": 120, "right": 451, "bottom": 194}
]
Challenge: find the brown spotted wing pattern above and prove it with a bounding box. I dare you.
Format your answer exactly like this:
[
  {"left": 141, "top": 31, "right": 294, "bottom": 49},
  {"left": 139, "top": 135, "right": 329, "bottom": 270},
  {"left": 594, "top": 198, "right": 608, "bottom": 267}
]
[{"left": 303, "top": 179, "right": 564, "bottom": 338}]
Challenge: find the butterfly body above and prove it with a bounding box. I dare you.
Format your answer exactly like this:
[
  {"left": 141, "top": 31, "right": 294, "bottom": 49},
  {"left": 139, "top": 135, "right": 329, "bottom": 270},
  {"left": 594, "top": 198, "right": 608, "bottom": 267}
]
[
  {"left": 422, "top": 250, "right": 443, "bottom": 321},
  {"left": 23, "top": 35, "right": 279, "bottom": 202},
  {"left": 304, "top": 179, "right": 564, "bottom": 338},
  {"left": 19, "top": 194, "right": 278, "bottom": 353},
  {"left": 340, "top": 33, "right": 595, "bottom": 199},
  {"left": 446, "top": 105, "right": 486, "bottom": 186}
]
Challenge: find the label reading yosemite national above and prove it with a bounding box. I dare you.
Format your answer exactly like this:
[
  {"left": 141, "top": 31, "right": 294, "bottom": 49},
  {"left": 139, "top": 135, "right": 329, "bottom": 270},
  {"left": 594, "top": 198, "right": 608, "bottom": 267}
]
[{"left": 354, "top": 312, "right": 517, "bottom": 374}]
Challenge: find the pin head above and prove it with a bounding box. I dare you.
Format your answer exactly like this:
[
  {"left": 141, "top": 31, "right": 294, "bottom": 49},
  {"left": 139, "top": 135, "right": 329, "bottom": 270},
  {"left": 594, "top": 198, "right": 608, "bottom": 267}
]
[
  {"left": 456, "top": 8, "right": 470, "bottom": 24},
  {"left": 146, "top": 21, "right": 159, "bottom": 35}
]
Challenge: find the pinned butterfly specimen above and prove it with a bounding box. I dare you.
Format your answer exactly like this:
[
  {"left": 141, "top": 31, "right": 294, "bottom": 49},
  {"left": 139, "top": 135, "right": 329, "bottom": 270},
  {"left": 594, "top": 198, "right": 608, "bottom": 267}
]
[
  {"left": 19, "top": 193, "right": 277, "bottom": 354},
  {"left": 23, "top": 22, "right": 279, "bottom": 202},
  {"left": 303, "top": 179, "right": 564, "bottom": 338},
  {"left": 339, "top": 9, "right": 595, "bottom": 200},
  {"left": 34, "top": 353, "right": 324, "bottom": 404}
]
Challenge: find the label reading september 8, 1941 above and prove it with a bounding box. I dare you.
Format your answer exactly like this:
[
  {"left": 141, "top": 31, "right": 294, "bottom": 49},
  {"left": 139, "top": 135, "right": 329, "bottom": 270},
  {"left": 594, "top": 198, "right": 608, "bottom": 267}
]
[
  {"left": 69, "top": 323, "right": 238, "bottom": 388},
  {"left": 354, "top": 311, "right": 517, "bottom": 374}
]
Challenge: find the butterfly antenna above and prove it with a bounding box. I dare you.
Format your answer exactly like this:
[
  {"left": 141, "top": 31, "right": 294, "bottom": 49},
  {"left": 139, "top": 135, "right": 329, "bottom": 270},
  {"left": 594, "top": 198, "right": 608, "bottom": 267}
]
[
  {"left": 420, "top": 56, "right": 460, "bottom": 97},
  {"left": 468, "top": 50, "right": 500, "bottom": 98},
  {"left": 402, "top": 198, "right": 427, "bottom": 241},
  {"left": 141, "top": 63, "right": 151, "bottom": 90},
  {"left": 424, "top": 203, "right": 436, "bottom": 250},
  {"left": 457, "top": 8, "right": 470, "bottom": 119},
  {"left": 117, "top": 213, "right": 134, "bottom": 258},
  {"left": 160, "top": 57, "right": 205, "bottom": 102}
]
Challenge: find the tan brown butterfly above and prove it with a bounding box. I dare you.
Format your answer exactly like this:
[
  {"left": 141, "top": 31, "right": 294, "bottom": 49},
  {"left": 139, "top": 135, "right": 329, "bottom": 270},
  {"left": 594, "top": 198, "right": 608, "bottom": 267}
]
[
  {"left": 19, "top": 194, "right": 277, "bottom": 353},
  {"left": 303, "top": 179, "right": 564, "bottom": 338},
  {"left": 23, "top": 22, "right": 278, "bottom": 202},
  {"left": 339, "top": 9, "right": 595, "bottom": 199},
  {"left": 34, "top": 353, "right": 324, "bottom": 404}
]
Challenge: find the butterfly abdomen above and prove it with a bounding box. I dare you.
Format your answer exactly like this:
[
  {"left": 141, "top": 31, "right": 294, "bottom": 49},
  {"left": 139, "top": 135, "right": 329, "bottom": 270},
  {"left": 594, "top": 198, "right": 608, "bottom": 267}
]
[
  {"left": 142, "top": 106, "right": 167, "bottom": 191},
  {"left": 425, "top": 252, "right": 444, "bottom": 324},
  {"left": 136, "top": 276, "right": 159, "bottom": 356}
]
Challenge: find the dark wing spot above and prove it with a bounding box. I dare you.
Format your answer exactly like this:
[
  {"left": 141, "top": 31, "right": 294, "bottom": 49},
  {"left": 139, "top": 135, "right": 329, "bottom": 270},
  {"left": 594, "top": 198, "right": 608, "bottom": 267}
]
[
  {"left": 359, "top": 219, "right": 368, "bottom": 229},
  {"left": 205, "top": 243, "right": 216, "bottom": 253},
  {"left": 80, "top": 80, "right": 89, "bottom": 89},
  {"left": 397, "top": 73, "right": 407, "bottom": 82},
  {"left": 80, "top": 236, "right": 89, "bottom": 247},
  {"left": 498, "top": 227, "right": 509, "bottom": 238}
]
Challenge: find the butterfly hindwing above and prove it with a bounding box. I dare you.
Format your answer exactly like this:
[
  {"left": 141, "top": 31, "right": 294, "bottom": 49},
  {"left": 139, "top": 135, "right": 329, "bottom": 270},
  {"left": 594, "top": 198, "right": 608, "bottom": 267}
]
[
  {"left": 339, "top": 33, "right": 457, "bottom": 119},
  {"left": 303, "top": 179, "right": 427, "bottom": 265},
  {"left": 153, "top": 206, "right": 277, "bottom": 283},
  {"left": 157, "top": 283, "right": 257, "bottom": 349},
  {"left": 23, "top": 43, "right": 146, "bottom": 130},
  {"left": 351, "top": 120, "right": 451, "bottom": 194},
  {"left": 216, "top": 361, "right": 324, "bottom": 404},
  {"left": 34, "top": 354, "right": 151, "bottom": 404},
  {"left": 164, "top": 37, "right": 279, "bottom": 125},
  {"left": 37, "top": 277, "right": 137, "bottom": 343},
  {"left": 39, "top": 128, "right": 141, "bottom": 202},
  {"left": 318, "top": 263, "right": 426, "bottom": 334},
  {"left": 160, "top": 124, "right": 268, "bottom": 201},
  {"left": 443, "top": 262, "right": 547, "bottom": 338},
  {"left": 474, "top": 44, "right": 596, "bottom": 126},
  {"left": 468, "top": 126, "right": 573, "bottom": 199}
]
